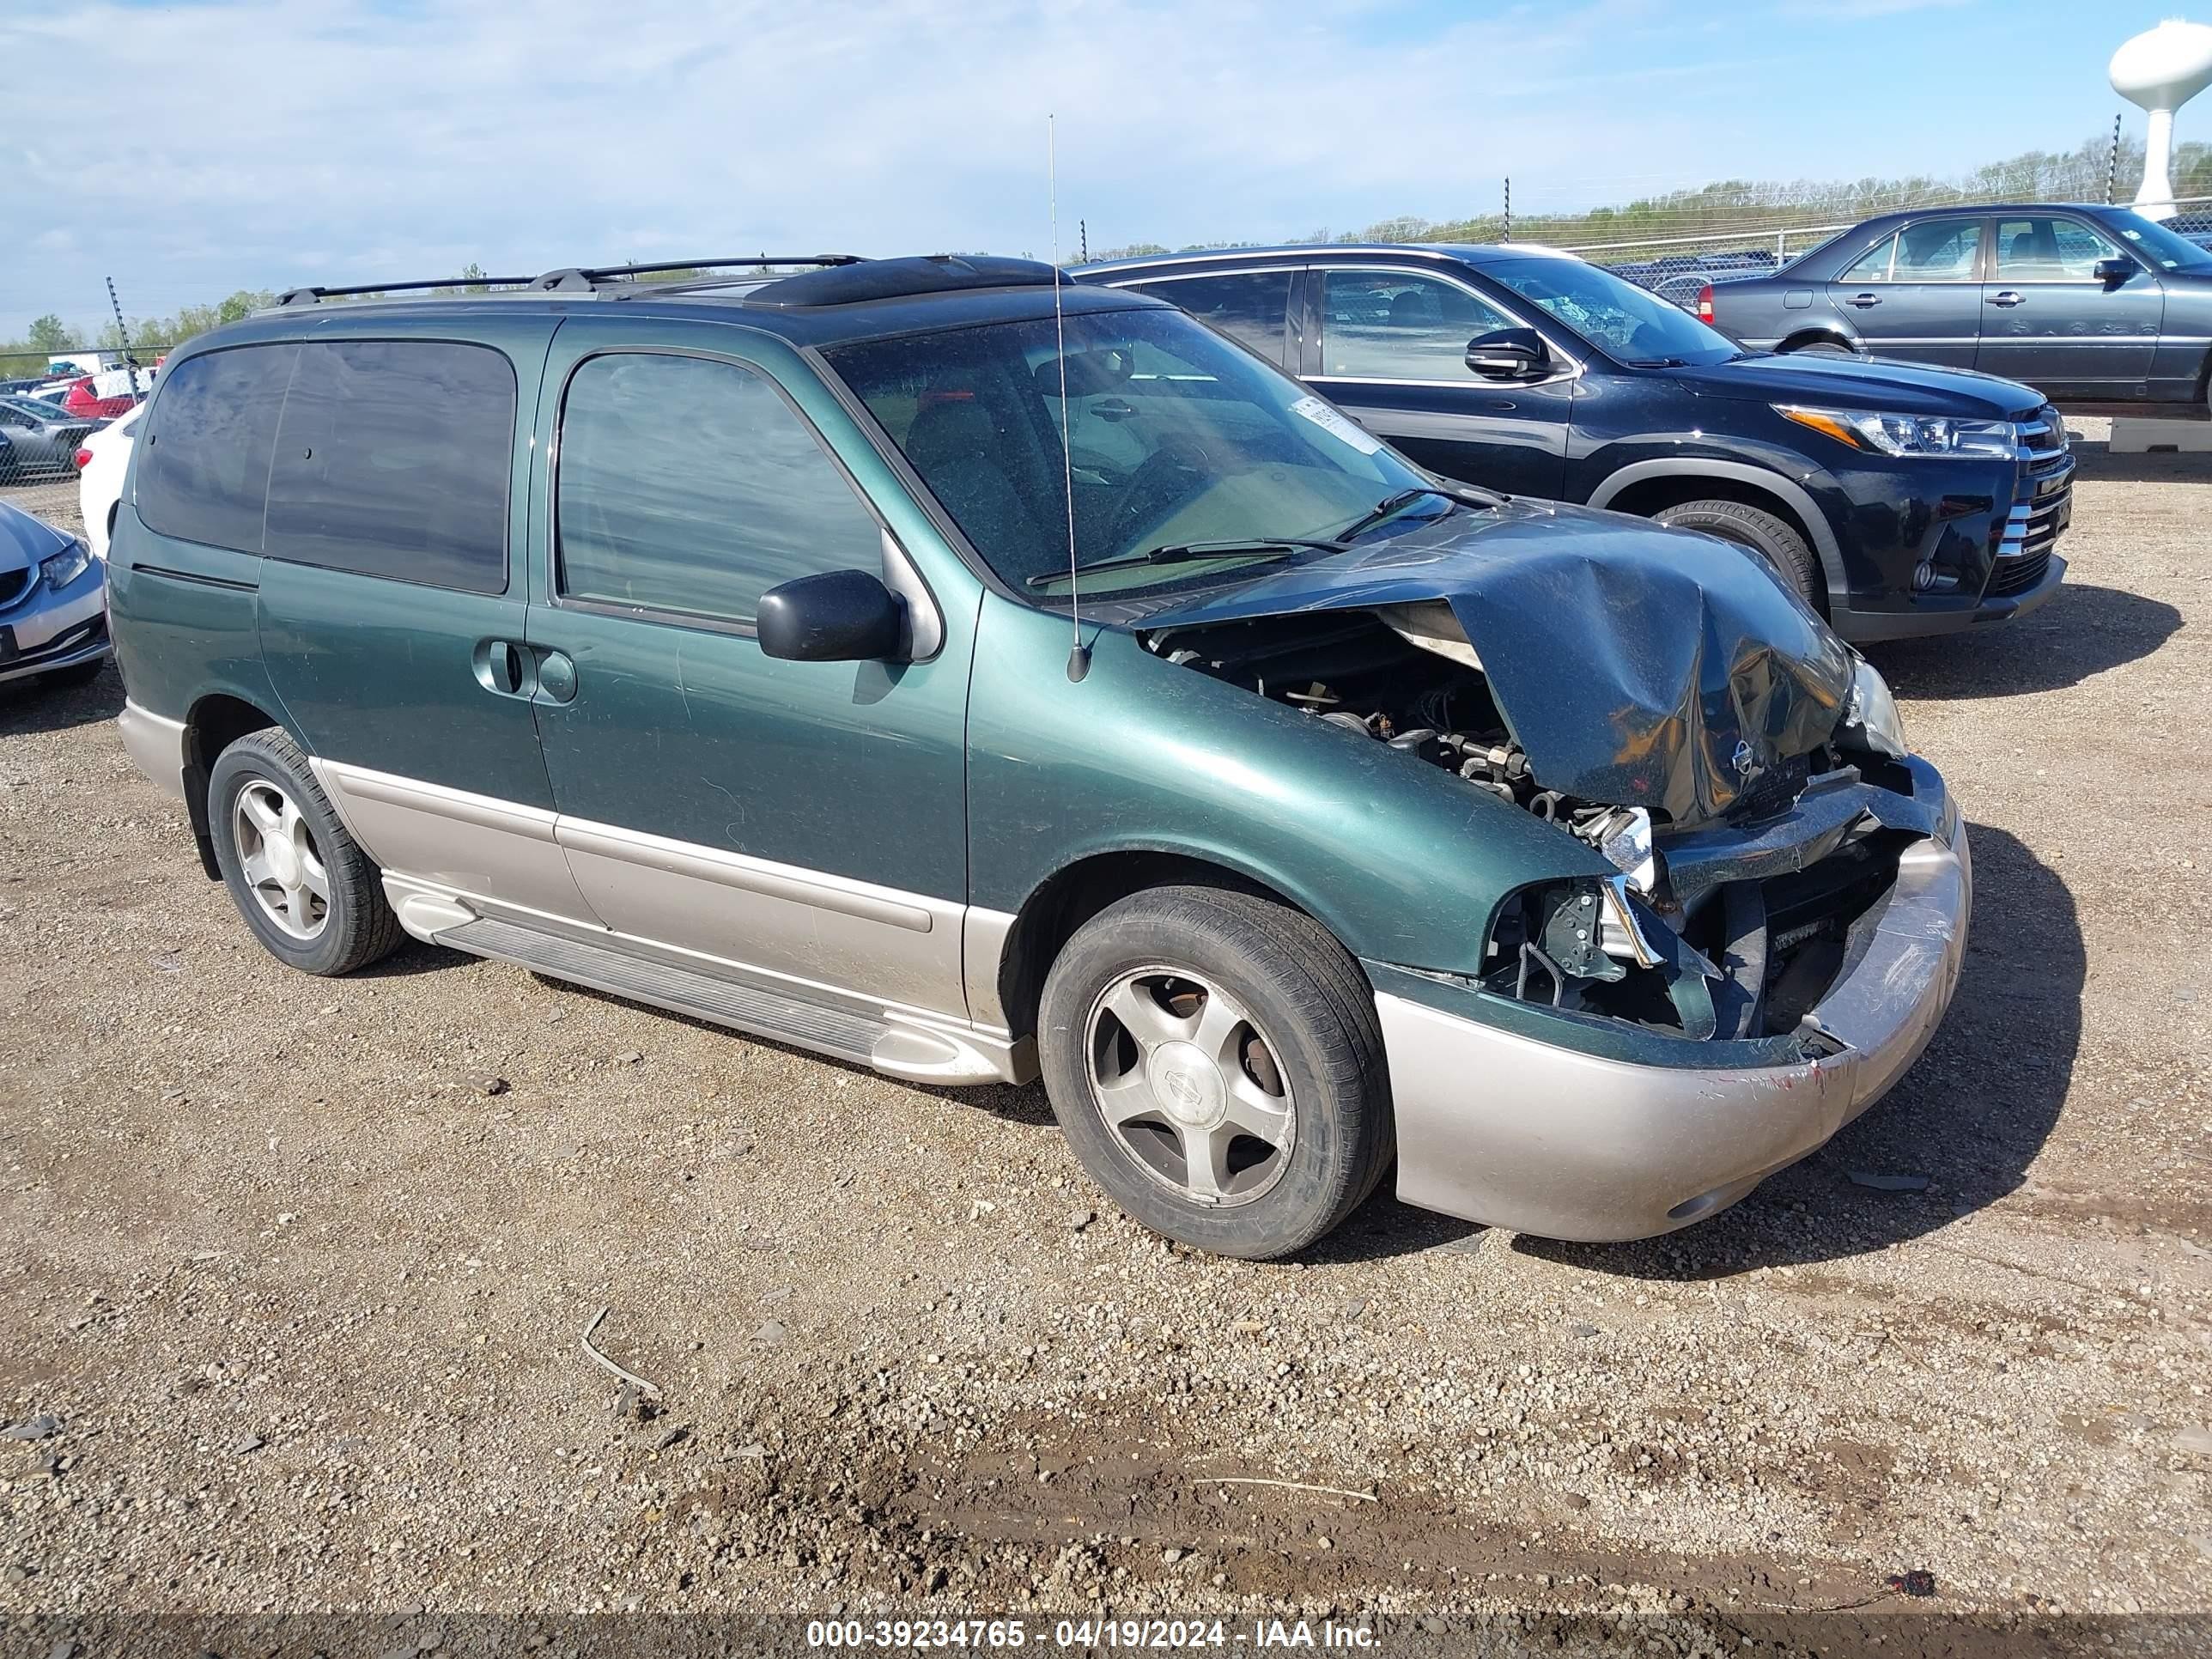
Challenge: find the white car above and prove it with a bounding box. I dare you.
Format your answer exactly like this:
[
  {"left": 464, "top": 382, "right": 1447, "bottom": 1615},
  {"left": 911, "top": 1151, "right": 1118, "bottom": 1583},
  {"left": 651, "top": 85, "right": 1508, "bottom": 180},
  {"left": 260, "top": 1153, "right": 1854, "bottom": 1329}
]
[{"left": 78, "top": 403, "right": 141, "bottom": 561}]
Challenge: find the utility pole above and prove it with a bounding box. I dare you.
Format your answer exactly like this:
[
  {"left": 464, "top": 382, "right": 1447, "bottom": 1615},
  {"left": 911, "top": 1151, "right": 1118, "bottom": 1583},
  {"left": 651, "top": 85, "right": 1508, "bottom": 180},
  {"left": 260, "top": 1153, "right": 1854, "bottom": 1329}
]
[
  {"left": 1502, "top": 178, "right": 1511, "bottom": 244},
  {"left": 105, "top": 276, "right": 143, "bottom": 395}
]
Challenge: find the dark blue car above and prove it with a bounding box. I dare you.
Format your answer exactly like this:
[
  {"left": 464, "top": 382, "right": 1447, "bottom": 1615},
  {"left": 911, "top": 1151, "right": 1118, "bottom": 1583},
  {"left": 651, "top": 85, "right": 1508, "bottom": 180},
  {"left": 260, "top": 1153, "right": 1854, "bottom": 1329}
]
[
  {"left": 1075, "top": 243, "right": 2068, "bottom": 642},
  {"left": 1699, "top": 203, "right": 2212, "bottom": 414}
]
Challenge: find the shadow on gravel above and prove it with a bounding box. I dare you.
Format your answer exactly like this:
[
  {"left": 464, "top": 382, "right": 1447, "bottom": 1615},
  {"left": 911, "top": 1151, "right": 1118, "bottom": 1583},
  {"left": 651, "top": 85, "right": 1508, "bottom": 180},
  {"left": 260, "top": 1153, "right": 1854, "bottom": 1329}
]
[
  {"left": 354, "top": 936, "right": 472, "bottom": 979},
  {"left": 1868, "top": 581, "right": 2180, "bottom": 701},
  {"left": 1306, "top": 1190, "right": 1484, "bottom": 1263},
  {"left": 0, "top": 659, "right": 122, "bottom": 733},
  {"left": 2064, "top": 434, "right": 2212, "bottom": 487},
  {"left": 1512, "top": 823, "right": 2077, "bottom": 1281}
]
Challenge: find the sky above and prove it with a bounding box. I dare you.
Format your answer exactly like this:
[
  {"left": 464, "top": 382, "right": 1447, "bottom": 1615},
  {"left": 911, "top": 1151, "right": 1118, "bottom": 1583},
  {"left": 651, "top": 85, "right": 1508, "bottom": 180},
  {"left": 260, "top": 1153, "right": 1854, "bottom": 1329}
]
[{"left": 2, "top": 0, "right": 2205, "bottom": 337}]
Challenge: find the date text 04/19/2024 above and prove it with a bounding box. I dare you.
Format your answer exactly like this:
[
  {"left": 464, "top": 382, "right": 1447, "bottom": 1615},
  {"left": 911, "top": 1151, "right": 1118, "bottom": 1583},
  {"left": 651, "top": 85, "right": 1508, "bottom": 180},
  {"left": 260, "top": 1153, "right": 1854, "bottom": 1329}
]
[{"left": 804, "top": 1619, "right": 1378, "bottom": 1650}]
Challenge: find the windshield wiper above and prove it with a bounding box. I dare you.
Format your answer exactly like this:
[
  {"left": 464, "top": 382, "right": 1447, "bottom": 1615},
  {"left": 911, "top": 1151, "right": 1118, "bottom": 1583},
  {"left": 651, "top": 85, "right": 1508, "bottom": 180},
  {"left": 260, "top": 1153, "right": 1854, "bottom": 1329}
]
[
  {"left": 1024, "top": 538, "right": 1340, "bottom": 589},
  {"left": 1624, "top": 356, "right": 1693, "bottom": 368},
  {"left": 1334, "top": 487, "right": 1444, "bottom": 541},
  {"left": 1335, "top": 482, "right": 1506, "bottom": 541}
]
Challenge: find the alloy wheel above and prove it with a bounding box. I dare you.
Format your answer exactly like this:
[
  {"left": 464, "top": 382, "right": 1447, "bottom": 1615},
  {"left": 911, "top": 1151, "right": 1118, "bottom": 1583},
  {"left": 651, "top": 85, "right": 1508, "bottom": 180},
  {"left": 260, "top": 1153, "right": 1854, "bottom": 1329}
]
[
  {"left": 232, "top": 779, "right": 331, "bottom": 941},
  {"left": 1084, "top": 965, "right": 1295, "bottom": 1206}
]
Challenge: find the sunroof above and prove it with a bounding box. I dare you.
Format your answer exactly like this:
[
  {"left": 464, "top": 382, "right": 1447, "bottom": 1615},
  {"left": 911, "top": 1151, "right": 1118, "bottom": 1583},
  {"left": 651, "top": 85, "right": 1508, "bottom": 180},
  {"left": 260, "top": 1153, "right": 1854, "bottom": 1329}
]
[{"left": 747, "top": 255, "right": 1063, "bottom": 307}]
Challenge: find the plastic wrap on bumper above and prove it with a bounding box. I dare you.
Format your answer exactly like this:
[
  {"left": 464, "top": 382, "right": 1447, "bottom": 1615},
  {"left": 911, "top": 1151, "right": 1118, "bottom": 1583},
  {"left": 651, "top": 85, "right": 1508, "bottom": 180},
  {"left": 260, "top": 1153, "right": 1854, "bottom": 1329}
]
[{"left": 1379, "top": 824, "right": 1972, "bottom": 1243}]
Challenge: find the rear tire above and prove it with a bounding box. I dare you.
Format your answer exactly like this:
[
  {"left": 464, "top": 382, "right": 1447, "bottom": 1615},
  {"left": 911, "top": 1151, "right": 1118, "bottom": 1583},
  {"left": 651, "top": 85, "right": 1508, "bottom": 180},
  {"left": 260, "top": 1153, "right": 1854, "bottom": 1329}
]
[
  {"left": 208, "top": 727, "right": 403, "bottom": 976},
  {"left": 1037, "top": 884, "right": 1393, "bottom": 1260},
  {"left": 1654, "top": 498, "right": 1823, "bottom": 610},
  {"left": 1784, "top": 337, "right": 1856, "bottom": 359}
]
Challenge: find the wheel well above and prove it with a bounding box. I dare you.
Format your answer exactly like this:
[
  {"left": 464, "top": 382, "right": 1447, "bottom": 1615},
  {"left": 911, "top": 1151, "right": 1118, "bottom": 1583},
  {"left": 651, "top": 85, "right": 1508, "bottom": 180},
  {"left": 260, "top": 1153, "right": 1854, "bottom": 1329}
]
[
  {"left": 1778, "top": 328, "right": 1856, "bottom": 356},
  {"left": 1598, "top": 474, "right": 1832, "bottom": 614},
  {"left": 182, "top": 694, "right": 281, "bottom": 879},
  {"left": 995, "top": 852, "right": 1309, "bottom": 1039}
]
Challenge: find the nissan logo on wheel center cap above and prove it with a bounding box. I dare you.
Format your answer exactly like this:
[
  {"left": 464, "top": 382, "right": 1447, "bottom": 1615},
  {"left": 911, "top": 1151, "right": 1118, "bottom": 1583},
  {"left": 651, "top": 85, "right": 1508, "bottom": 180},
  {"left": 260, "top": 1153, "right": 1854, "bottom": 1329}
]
[{"left": 1146, "top": 1041, "right": 1228, "bottom": 1129}]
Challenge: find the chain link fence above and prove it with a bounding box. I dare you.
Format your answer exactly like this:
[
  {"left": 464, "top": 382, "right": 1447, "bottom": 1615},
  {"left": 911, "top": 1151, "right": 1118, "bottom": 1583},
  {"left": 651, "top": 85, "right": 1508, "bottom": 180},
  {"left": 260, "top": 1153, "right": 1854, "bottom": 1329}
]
[
  {"left": 1564, "top": 195, "right": 2212, "bottom": 306},
  {"left": 0, "top": 337, "right": 167, "bottom": 531}
]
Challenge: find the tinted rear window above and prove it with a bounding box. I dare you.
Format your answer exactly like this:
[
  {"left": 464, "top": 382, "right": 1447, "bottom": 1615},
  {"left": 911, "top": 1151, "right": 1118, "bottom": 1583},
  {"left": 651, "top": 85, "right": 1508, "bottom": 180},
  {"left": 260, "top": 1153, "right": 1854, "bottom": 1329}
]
[
  {"left": 137, "top": 344, "right": 297, "bottom": 553},
  {"left": 265, "top": 341, "right": 515, "bottom": 592}
]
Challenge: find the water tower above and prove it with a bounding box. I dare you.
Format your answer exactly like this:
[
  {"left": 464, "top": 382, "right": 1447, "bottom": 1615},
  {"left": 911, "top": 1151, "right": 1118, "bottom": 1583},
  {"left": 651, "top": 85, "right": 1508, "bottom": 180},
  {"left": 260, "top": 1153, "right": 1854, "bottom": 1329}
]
[{"left": 2110, "top": 18, "right": 2212, "bottom": 220}]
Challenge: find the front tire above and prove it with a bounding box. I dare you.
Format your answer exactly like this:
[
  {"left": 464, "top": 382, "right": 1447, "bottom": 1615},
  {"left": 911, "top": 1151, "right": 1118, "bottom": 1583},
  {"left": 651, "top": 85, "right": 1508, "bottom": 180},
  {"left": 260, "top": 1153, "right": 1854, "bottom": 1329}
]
[
  {"left": 1654, "top": 497, "right": 1823, "bottom": 610},
  {"left": 1037, "top": 885, "right": 1393, "bottom": 1260},
  {"left": 208, "top": 727, "right": 403, "bottom": 976}
]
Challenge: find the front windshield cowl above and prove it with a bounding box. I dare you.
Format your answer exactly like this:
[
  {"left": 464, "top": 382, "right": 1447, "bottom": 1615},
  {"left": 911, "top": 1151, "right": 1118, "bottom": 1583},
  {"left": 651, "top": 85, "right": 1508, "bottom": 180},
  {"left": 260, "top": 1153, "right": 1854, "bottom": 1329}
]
[{"left": 823, "top": 306, "right": 1445, "bottom": 601}]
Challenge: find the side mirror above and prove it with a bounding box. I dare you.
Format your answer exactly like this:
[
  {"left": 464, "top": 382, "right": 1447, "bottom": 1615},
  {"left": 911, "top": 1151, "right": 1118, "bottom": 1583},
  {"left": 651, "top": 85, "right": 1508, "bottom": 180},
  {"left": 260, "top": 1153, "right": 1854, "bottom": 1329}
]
[
  {"left": 756, "top": 568, "right": 904, "bottom": 663},
  {"left": 1464, "top": 327, "right": 1551, "bottom": 380},
  {"left": 2092, "top": 257, "right": 2136, "bottom": 286}
]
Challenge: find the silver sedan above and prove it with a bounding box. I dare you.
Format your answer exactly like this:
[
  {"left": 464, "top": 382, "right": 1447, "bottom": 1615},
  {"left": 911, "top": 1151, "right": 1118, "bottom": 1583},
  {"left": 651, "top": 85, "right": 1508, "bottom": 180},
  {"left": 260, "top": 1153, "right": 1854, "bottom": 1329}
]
[
  {"left": 0, "top": 396, "right": 101, "bottom": 483},
  {"left": 0, "top": 501, "right": 109, "bottom": 689}
]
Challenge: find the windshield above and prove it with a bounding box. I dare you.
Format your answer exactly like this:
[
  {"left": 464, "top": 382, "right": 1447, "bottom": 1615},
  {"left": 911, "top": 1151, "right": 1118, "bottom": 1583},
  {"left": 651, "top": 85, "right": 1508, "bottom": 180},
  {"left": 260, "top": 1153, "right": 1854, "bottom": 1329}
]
[
  {"left": 0, "top": 397, "right": 65, "bottom": 422},
  {"left": 1480, "top": 257, "right": 1741, "bottom": 365},
  {"left": 825, "top": 307, "right": 1436, "bottom": 596},
  {"left": 2104, "top": 210, "right": 2212, "bottom": 273}
]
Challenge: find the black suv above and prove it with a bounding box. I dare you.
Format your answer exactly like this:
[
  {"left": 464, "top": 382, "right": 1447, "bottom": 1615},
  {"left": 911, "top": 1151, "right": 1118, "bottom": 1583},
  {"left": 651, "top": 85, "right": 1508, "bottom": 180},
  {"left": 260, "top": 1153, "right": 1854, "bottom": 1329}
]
[{"left": 1075, "top": 244, "right": 2069, "bottom": 641}]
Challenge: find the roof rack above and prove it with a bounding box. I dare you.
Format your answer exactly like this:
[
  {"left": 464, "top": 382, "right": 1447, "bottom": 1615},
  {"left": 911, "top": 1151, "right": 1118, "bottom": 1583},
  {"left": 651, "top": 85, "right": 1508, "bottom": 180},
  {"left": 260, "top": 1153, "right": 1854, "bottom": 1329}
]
[
  {"left": 272, "top": 257, "right": 866, "bottom": 309},
  {"left": 529, "top": 255, "right": 866, "bottom": 293},
  {"left": 276, "top": 276, "right": 536, "bottom": 307}
]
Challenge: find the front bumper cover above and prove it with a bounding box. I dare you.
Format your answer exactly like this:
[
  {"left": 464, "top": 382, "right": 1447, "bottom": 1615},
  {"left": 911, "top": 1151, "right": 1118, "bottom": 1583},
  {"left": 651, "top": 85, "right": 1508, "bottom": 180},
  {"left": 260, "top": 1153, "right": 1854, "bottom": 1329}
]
[
  {"left": 1376, "top": 807, "right": 1972, "bottom": 1243},
  {"left": 0, "top": 571, "right": 109, "bottom": 685},
  {"left": 1830, "top": 552, "right": 2064, "bottom": 643}
]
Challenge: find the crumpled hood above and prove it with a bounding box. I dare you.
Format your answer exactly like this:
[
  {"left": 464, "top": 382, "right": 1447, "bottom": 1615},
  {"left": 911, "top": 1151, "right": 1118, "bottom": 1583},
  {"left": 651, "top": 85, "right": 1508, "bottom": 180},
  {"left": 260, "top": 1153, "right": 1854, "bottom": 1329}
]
[
  {"left": 1139, "top": 499, "right": 1856, "bottom": 827},
  {"left": 0, "top": 501, "right": 70, "bottom": 576},
  {"left": 1675, "top": 352, "right": 2045, "bottom": 419}
]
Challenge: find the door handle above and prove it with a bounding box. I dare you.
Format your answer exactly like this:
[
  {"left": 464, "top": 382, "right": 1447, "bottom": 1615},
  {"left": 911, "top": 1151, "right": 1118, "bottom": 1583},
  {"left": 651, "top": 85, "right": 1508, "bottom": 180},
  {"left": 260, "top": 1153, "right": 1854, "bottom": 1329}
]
[
  {"left": 1987, "top": 290, "right": 2026, "bottom": 308},
  {"left": 532, "top": 648, "right": 577, "bottom": 705},
  {"left": 1845, "top": 292, "right": 1882, "bottom": 308},
  {"left": 472, "top": 638, "right": 532, "bottom": 698}
]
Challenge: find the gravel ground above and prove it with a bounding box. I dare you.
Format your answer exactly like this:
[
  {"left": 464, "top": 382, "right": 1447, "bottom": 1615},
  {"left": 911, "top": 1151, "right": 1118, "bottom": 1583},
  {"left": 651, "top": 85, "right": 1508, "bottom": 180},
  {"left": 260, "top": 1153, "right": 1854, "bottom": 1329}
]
[{"left": 2, "top": 428, "right": 2209, "bottom": 1647}]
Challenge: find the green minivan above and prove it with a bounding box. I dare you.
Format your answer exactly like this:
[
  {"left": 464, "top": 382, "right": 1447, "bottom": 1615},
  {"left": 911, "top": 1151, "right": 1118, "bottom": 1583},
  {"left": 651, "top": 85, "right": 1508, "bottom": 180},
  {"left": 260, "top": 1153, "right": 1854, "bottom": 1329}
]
[{"left": 107, "top": 254, "right": 1971, "bottom": 1259}]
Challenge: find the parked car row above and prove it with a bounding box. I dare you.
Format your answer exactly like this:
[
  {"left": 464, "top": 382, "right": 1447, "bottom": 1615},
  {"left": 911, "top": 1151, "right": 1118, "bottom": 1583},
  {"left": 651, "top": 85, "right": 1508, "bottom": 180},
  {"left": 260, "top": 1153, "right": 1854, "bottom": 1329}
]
[
  {"left": 0, "top": 393, "right": 104, "bottom": 483},
  {"left": 94, "top": 252, "right": 1975, "bottom": 1260},
  {"left": 0, "top": 362, "right": 157, "bottom": 422}
]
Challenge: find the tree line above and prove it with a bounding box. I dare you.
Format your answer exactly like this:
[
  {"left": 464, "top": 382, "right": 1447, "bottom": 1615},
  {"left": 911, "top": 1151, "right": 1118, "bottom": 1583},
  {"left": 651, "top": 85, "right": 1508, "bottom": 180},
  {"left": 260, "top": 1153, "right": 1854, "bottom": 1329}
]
[
  {"left": 0, "top": 264, "right": 513, "bottom": 373},
  {"left": 1091, "top": 132, "right": 2212, "bottom": 261}
]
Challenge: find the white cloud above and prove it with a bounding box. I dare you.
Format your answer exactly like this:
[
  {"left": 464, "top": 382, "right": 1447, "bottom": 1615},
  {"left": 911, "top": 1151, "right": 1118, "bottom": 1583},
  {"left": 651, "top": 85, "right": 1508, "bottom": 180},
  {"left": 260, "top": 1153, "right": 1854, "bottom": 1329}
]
[{"left": 1, "top": 0, "right": 1749, "bottom": 331}]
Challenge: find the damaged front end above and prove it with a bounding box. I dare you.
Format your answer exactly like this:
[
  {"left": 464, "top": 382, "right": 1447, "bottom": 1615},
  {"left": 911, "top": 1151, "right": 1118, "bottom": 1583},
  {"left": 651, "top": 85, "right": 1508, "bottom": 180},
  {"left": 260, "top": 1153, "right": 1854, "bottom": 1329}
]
[
  {"left": 1133, "top": 512, "right": 1970, "bottom": 1238},
  {"left": 1139, "top": 590, "right": 1943, "bottom": 1068}
]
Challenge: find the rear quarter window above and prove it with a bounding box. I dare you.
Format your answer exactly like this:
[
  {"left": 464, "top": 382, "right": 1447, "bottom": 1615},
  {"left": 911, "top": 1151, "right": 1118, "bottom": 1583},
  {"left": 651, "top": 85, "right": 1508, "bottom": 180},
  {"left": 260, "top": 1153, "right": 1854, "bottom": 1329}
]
[
  {"left": 136, "top": 344, "right": 298, "bottom": 553},
  {"left": 264, "top": 340, "right": 516, "bottom": 593}
]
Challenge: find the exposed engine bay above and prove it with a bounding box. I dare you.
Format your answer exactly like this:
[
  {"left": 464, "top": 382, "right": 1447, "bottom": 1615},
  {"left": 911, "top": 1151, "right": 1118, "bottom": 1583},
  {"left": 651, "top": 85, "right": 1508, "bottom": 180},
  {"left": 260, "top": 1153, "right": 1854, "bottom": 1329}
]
[{"left": 1144, "top": 604, "right": 1934, "bottom": 1048}]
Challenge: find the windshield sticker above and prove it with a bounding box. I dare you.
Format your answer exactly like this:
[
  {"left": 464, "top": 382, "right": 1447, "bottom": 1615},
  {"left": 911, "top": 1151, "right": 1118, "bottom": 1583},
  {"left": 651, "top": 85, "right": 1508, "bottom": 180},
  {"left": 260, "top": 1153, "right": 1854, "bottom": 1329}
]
[{"left": 1290, "top": 395, "right": 1382, "bottom": 455}]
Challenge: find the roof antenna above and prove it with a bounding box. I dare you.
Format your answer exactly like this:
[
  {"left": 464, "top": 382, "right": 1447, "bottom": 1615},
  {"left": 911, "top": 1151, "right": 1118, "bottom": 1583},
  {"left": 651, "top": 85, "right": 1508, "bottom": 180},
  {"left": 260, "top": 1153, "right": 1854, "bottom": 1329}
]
[{"left": 1049, "top": 113, "right": 1090, "bottom": 684}]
